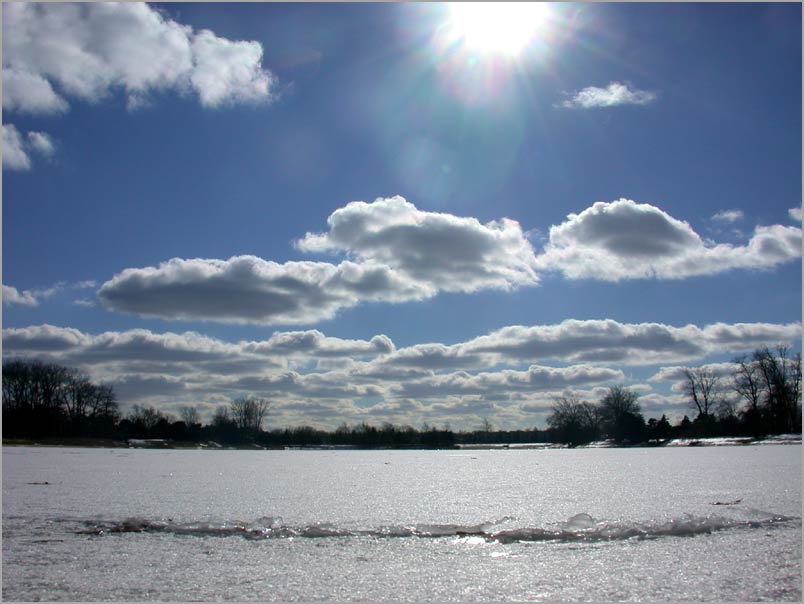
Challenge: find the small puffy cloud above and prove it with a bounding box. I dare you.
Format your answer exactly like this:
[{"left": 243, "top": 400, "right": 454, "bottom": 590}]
[
  {"left": 561, "top": 82, "right": 656, "bottom": 109},
  {"left": 789, "top": 207, "right": 802, "bottom": 222},
  {"left": 2, "top": 124, "right": 56, "bottom": 171},
  {"left": 2, "top": 284, "right": 39, "bottom": 307},
  {"left": 2, "top": 2, "right": 275, "bottom": 114},
  {"left": 712, "top": 209, "right": 744, "bottom": 223},
  {"left": 190, "top": 29, "right": 275, "bottom": 107},
  {"left": 297, "top": 196, "right": 540, "bottom": 293},
  {"left": 2, "top": 124, "right": 32, "bottom": 170},
  {"left": 536, "top": 199, "right": 801, "bottom": 280}
]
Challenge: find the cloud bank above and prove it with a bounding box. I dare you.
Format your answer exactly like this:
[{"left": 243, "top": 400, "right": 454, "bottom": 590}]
[
  {"left": 2, "top": 2, "right": 275, "bottom": 114},
  {"left": 3, "top": 319, "right": 798, "bottom": 428}
]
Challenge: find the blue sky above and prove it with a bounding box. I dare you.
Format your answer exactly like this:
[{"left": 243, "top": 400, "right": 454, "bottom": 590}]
[{"left": 3, "top": 2, "right": 801, "bottom": 430}]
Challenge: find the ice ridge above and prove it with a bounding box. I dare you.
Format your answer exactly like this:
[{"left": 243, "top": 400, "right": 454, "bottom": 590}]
[{"left": 77, "top": 511, "right": 798, "bottom": 543}]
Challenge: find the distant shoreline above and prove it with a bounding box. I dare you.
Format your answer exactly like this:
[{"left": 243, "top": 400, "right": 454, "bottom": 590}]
[{"left": 2, "top": 434, "right": 801, "bottom": 451}]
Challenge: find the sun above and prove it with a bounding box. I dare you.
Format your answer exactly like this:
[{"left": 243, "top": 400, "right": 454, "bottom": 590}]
[{"left": 445, "top": 2, "right": 550, "bottom": 57}]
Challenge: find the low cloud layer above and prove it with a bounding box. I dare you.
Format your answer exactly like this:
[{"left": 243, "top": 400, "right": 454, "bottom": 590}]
[
  {"left": 3, "top": 318, "right": 798, "bottom": 428},
  {"left": 561, "top": 82, "right": 656, "bottom": 109},
  {"left": 2, "top": 2, "right": 275, "bottom": 114},
  {"left": 537, "top": 199, "right": 801, "bottom": 281}
]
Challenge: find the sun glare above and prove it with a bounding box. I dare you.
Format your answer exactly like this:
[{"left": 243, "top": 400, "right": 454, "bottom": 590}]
[{"left": 446, "top": 2, "right": 550, "bottom": 57}]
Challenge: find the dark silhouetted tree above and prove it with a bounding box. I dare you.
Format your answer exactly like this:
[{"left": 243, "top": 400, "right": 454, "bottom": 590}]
[
  {"left": 547, "top": 393, "right": 599, "bottom": 446},
  {"left": 598, "top": 386, "right": 644, "bottom": 444}
]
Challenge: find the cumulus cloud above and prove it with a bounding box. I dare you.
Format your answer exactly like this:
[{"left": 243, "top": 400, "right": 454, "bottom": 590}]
[
  {"left": 2, "top": 284, "right": 40, "bottom": 307},
  {"left": 297, "top": 196, "right": 540, "bottom": 293},
  {"left": 97, "top": 255, "right": 429, "bottom": 325},
  {"left": 536, "top": 199, "right": 802, "bottom": 280},
  {"left": 99, "top": 198, "right": 542, "bottom": 325},
  {"left": 2, "top": 2, "right": 276, "bottom": 114},
  {"left": 789, "top": 207, "right": 802, "bottom": 222},
  {"left": 561, "top": 82, "right": 656, "bottom": 109},
  {"left": 712, "top": 209, "right": 744, "bottom": 223}
]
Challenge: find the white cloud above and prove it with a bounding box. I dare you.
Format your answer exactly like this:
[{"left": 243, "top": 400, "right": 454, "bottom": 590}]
[
  {"left": 2, "top": 124, "right": 57, "bottom": 170},
  {"left": 712, "top": 209, "right": 744, "bottom": 223},
  {"left": 561, "top": 82, "right": 656, "bottom": 109},
  {"left": 2, "top": 124, "right": 32, "bottom": 170},
  {"left": 297, "top": 196, "right": 540, "bottom": 293},
  {"left": 190, "top": 29, "right": 275, "bottom": 107},
  {"left": 2, "top": 68, "right": 69, "bottom": 114},
  {"left": 97, "top": 255, "right": 429, "bottom": 325},
  {"left": 245, "top": 330, "right": 395, "bottom": 358},
  {"left": 100, "top": 198, "right": 540, "bottom": 325},
  {"left": 536, "top": 199, "right": 801, "bottom": 280},
  {"left": 393, "top": 365, "right": 625, "bottom": 400},
  {"left": 461, "top": 319, "right": 801, "bottom": 366},
  {"left": 4, "top": 320, "right": 799, "bottom": 429},
  {"left": 2, "top": 2, "right": 276, "bottom": 114},
  {"left": 26, "top": 131, "right": 56, "bottom": 157},
  {"left": 649, "top": 362, "right": 738, "bottom": 384},
  {"left": 2, "top": 284, "right": 39, "bottom": 307},
  {"left": 789, "top": 207, "right": 802, "bottom": 222}
]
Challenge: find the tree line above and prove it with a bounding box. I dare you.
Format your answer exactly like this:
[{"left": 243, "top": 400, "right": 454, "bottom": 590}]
[
  {"left": 546, "top": 346, "right": 802, "bottom": 446},
  {"left": 2, "top": 359, "right": 120, "bottom": 438},
  {"left": 3, "top": 347, "right": 801, "bottom": 448}
]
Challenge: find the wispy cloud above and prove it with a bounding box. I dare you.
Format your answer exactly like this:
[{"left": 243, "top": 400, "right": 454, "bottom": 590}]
[
  {"left": 712, "top": 209, "right": 744, "bottom": 223},
  {"left": 2, "top": 125, "right": 56, "bottom": 171},
  {"left": 560, "top": 82, "right": 657, "bottom": 109},
  {"left": 2, "top": 3, "right": 276, "bottom": 114}
]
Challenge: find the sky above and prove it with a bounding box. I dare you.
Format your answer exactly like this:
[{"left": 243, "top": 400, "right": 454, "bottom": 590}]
[{"left": 2, "top": 2, "right": 802, "bottom": 431}]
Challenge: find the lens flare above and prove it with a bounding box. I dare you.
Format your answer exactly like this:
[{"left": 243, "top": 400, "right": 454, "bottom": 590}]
[{"left": 446, "top": 2, "right": 549, "bottom": 57}]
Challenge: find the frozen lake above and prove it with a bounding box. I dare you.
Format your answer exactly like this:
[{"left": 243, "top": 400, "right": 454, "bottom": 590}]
[{"left": 3, "top": 445, "right": 801, "bottom": 601}]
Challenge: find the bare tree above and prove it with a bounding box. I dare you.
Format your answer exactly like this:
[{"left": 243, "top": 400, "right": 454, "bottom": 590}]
[
  {"left": 753, "top": 346, "right": 802, "bottom": 434},
  {"left": 682, "top": 367, "right": 722, "bottom": 420},
  {"left": 733, "top": 354, "right": 762, "bottom": 414},
  {"left": 547, "top": 393, "right": 599, "bottom": 446},
  {"left": 179, "top": 405, "right": 201, "bottom": 426},
  {"left": 229, "top": 396, "right": 271, "bottom": 433}
]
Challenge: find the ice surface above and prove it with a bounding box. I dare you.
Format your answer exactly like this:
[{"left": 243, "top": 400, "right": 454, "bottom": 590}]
[{"left": 3, "top": 445, "right": 801, "bottom": 601}]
